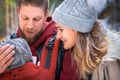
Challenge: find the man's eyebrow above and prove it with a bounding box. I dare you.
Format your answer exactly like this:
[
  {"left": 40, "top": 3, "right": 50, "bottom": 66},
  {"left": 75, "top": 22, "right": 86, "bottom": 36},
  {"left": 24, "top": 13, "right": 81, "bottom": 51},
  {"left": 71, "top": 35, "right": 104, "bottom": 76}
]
[
  {"left": 34, "top": 16, "right": 42, "bottom": 19},
  {"left": 21, "top": 13, "right": 26, "bottom": 17}
]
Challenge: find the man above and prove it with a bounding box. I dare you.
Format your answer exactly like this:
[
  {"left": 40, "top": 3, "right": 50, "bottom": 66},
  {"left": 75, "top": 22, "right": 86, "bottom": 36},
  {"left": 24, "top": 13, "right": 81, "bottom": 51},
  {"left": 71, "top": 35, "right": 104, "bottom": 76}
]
[{"left": 0, "top": 0, "right": 78, "bottom": 80}]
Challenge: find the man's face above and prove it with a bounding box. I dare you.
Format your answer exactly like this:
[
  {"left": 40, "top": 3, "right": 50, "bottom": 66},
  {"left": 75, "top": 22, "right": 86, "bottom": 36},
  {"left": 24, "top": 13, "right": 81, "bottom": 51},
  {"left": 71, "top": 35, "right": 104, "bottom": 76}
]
[{"left": 17, "top": 5, "right": 48, "bottom": 43}]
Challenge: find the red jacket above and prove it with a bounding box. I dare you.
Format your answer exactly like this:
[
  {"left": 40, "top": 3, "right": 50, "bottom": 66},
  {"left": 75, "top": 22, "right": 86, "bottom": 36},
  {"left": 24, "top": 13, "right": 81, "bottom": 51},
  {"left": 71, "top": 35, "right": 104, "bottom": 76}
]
[
  {"left": 0, "top": 17, "right": 79, "bottom": 80},
  {"left": 0, "top": 36, "right": 61, "bottom": 80}
]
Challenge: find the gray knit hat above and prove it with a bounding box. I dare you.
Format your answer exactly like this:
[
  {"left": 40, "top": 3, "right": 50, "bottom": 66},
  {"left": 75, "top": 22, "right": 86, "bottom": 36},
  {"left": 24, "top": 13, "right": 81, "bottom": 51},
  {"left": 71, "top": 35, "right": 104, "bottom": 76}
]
[
  {"left": 0, "top": 38, "right": 33, "bottom": 71},
  {"left": 52, "top": 0, "right": 97, "bottom": 33}
]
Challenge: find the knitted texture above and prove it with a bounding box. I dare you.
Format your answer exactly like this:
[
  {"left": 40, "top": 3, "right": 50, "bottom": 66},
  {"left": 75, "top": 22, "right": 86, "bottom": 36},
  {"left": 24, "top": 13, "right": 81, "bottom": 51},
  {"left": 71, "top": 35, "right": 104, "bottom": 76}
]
[
  {"left": 103, "top": 29, "right": 120, "bottom": 60},
  {"left": 0, "top": 38, "right": 33, "bottom": 71},
  {"left": 52, "top": 0, "right": 97, "bottom": 33}
]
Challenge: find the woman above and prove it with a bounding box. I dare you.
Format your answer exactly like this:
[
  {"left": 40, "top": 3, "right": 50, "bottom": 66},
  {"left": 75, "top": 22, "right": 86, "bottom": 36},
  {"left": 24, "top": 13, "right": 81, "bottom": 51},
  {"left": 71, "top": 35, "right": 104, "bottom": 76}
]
[{"left": 52, "top": 0, "right": 108, "bottom": 79}]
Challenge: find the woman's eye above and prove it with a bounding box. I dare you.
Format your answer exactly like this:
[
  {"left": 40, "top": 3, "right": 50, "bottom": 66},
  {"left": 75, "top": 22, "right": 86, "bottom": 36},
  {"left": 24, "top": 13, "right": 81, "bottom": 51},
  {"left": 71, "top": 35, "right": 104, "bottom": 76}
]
[{"left": 58, "top": 28, "right": 63, "bottom": 32}]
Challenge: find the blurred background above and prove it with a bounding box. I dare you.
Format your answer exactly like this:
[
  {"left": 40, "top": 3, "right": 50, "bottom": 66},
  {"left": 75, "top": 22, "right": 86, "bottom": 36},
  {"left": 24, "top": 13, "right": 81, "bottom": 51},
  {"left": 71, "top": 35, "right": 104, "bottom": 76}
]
[{"left": 0, "top": 0, "right": 120, "bottom": 41}]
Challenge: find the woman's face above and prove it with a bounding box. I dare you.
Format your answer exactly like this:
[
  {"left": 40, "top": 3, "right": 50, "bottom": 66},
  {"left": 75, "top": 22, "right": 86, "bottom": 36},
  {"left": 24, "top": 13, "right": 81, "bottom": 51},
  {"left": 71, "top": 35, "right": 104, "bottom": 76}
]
[{"left": 55, "top": 23, "right": 78, "bottom": 49}]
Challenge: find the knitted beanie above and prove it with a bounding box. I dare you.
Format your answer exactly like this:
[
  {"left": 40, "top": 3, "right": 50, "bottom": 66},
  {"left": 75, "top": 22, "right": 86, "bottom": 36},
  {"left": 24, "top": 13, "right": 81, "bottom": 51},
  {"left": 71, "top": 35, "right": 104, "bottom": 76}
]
[
  {"left": 52, "top": 0, "right": 97, "bottom": 33},
  {"left": 0, "top": 38, "right": 33, "bottom": 71}
]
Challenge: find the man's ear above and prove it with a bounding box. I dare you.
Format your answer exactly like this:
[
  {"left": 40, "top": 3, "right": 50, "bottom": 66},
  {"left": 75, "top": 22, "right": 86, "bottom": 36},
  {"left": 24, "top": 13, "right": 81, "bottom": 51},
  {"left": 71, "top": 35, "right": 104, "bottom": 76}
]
[
  {"left": 16, "top": 7, "right": 20, "bottom": 14},
  {"left": 46, "top": 10, "right": 49, "bottom": 16},
  {"left": 45, "top": 10, "right": 49, "bottom": 21}
]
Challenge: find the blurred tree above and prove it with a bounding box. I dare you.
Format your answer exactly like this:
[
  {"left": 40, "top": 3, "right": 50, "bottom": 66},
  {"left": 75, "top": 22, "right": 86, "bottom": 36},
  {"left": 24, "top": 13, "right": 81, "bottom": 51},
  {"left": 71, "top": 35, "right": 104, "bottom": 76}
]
[
  {"left": 5, "top": 0, "right": 17, "bottom": 35},
  {"left": 49, "top": 0, "right": 63, "bottom": 15},
  {"left": 0, "top": 0, "right": 16, "bottom": 39},
  {"left": 0, "top": 1, "right": 6, "bottom": 37},
  {"left": 98, "top": 0, "right": 120, "bottom": 31}
]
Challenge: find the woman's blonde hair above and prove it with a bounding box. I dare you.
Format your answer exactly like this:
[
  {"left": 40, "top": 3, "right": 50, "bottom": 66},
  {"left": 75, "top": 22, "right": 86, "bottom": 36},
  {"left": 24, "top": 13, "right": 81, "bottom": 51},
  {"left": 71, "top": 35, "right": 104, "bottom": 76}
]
[{"left": 72, "top": 21, "right": 108, "bottom": 79}]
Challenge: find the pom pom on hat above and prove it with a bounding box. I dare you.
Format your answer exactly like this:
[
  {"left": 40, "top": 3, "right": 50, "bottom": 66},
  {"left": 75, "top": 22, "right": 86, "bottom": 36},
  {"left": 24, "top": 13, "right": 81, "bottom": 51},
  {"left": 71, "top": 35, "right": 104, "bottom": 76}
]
[{"left": 87, "top": 0, "right": 107, "bottom": 14}]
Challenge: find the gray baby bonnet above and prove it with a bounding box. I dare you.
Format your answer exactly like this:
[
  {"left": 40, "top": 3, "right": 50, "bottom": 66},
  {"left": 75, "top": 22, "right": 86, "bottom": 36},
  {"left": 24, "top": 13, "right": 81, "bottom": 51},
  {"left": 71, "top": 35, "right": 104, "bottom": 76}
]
[{"left": 0, "top": 38, "right": 33, "bottom": 71}]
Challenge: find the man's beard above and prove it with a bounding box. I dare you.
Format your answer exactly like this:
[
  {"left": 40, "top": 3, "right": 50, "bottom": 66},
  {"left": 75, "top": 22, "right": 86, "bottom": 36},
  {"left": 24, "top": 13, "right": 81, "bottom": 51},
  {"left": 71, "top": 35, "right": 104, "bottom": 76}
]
[{"left": 19, "top": 28, "right": 44, "bottom": 44}]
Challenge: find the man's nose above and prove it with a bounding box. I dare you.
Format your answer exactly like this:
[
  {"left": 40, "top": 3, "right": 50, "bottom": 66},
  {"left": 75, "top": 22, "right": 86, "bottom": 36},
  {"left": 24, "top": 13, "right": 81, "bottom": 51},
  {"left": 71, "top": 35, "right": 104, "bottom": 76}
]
[{"left": 27, "top": 20, "right": 34, "bottom": 29}]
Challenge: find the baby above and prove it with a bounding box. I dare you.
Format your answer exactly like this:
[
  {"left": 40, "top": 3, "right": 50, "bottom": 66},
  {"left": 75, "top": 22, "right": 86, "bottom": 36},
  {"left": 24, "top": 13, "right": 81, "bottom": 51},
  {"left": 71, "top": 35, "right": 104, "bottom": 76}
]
[{"left": 0, "top": 38, "right": 33, "bottom": 71}]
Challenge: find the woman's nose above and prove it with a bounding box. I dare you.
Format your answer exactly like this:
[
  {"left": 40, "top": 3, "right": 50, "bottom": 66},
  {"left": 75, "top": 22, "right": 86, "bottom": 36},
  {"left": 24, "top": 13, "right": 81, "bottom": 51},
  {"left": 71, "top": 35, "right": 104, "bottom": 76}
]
[{"left": 56, "top": 31, "right": 62, "bottom": 39}]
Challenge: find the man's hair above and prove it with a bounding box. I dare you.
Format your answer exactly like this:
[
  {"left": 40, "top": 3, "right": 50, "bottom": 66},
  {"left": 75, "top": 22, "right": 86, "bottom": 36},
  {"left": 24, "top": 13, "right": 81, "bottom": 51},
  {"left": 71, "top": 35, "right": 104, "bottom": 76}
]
[{"left": 17, "top": 0, "right": 49, "bottom": 13}]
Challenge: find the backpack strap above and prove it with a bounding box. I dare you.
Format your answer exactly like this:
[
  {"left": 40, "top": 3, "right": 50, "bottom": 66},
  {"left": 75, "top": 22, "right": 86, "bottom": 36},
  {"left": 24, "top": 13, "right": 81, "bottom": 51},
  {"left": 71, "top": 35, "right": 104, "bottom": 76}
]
[
  {"left": 55, "top": 42, "right": 64, "bottom": 80},
  {"left": 36, "top": 33, "right": 64, "bottom": 80},
  {"left": 3, "top": 33, "right": 18, "bottom": 40},
  {"left": 44, "top": 34, "right": 65, "bottom": 80},
  {"left": 10, "top": 33, "right": 18, "bottom": 39},
  {"left": 45, "top": 34, "right": 56, "bottom": 69}
]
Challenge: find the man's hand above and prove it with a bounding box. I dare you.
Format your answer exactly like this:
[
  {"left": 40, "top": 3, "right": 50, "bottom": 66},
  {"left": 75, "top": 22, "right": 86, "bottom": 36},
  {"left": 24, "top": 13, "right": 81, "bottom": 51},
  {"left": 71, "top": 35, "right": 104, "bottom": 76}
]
[{"left": 0, "top": 44, "right": 15, "bottom": 74}]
